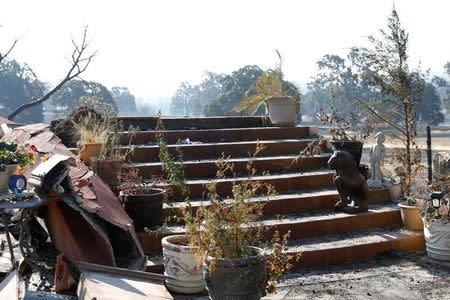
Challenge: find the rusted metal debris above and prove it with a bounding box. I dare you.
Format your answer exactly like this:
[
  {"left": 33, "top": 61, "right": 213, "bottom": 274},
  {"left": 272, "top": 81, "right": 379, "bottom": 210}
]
[{"left": 1, "top": 123, "right": 145, "bottom": 270}]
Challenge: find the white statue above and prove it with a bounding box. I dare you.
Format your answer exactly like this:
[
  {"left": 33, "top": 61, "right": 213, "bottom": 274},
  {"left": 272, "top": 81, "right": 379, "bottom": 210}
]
[{"left": 367, "top": 132, "right": 386, "bottom": 188}]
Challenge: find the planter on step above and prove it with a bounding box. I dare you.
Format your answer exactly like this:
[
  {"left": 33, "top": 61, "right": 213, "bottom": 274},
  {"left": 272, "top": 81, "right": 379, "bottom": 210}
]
[
  {"left": 162, "top": 235, "right": 205, "bottom": 294},
  {"left": 264, "top": 96, "right": 299, "bottom": 126},
  {"left": 423, "top": 218, "right": 450, "bottom": 261},
  {"left": 123, "top": 188, "right": 165, "bottom": 231},
  {"left": 0, "top": 164, "right": 18, "bottom": 193},
  {"left": 398, "top": 202, "right": 423, "bottom": 230},
  {"left": 330, "top": 140, "right": 363, "bottom": 166},
  {"left": 204, "top": 247, "right": 266, "bottom": 300},
  {"left": 79, "top": 143, "right": 102, "bottom": 166},
  {"left": 91, "top": 158, "right": 123, "bottom": 187}
]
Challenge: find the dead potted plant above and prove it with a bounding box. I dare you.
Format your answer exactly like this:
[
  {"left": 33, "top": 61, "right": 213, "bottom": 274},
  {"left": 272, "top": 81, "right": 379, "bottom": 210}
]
[
  {"left": 118, "top": 168, "right": 165, "bottom": 230},
  {"left": 91, "top": 117, "right": 137, "bottom": 187},
  {"left": 183, "top": 146, "right": 295, "bottom": 299},
  {"left": 74, "top": 111, "right": 107, "bottom": 166},
  {"left": 236, "top": 50, "right": 301, "bottom": 126}
]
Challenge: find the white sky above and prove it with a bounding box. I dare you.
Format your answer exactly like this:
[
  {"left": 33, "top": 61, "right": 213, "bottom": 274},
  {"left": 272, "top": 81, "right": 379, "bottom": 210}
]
[{"left": 1, "top": 0, "right": 449, "bottom": 103}]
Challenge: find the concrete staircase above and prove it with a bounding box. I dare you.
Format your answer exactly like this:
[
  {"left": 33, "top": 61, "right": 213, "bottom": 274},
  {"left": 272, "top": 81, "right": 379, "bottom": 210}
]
[{"left": 116, "top": 116, "right": 425, "bottom": 272}]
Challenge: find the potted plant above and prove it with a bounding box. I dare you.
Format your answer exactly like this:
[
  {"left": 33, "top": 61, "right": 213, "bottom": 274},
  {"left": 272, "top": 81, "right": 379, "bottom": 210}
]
[
  {"left": 119, "top": 168, "right": 165, "bottom": 231},
  {"left": 0, "top": 141, "right": 35, "bottom": 193},
  {"left": 183, "top": 149, "right": 294, "bottom": 299},
  {"left": 317, "top": 107, "right": 372, "bottom": 166},
  {"left": 91, "top": 117, "right": 137, "bottom": 187},
  {"left": 74, "top": 111, "right": 108, "bottom": 166},
  {"left": 398, "top": 197, "right": 426, "bottom": 230},
  {"left": 421, "top": 177, "right": 450, "bottom": 261},
  {"left": 236, "top": 50, "right": 301, "bottom": 126}
]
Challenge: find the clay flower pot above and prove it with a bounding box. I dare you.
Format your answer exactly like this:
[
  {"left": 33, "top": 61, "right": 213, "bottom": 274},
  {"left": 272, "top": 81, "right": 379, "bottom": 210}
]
[
  {"left": 0, "top": 164, "right": 18, "bottom": 193},
  {"left": 92, "top": 158, "right": 123, "bottom": 187},
  {"left": 398, "top": 202, "right": 424, "bottom": 230},
  {"left": 79, "top": 143, "right": 102, "bottom": 166},
  {"left": 162, "top": 235, "right": 205, "bottom": 294},
  {"left": 264, "top": 96, "right": 299, "bottom": 126}
]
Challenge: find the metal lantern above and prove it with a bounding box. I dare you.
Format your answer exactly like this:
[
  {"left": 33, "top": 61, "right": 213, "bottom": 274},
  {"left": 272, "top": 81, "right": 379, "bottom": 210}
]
[{"left": 429, "top": 191, "right": 445, "bottom": 209}]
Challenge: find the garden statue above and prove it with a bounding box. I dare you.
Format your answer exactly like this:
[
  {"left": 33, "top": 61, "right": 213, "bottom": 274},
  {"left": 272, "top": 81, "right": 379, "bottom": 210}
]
[
  {"left": 328, "top": 150, "right": 370, "bottom": 213},
  {"left": 367, "top": 132, "right": 386, "bottom": 188}
]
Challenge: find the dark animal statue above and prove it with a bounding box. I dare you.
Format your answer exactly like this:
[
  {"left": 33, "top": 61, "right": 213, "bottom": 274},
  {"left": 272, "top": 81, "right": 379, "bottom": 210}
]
[{"left": 328, "top": 150, "right": 369, "bottom": 213}]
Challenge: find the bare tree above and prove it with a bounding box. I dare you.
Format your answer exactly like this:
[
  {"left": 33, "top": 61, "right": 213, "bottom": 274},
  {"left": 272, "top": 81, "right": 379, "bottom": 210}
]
[
  {"left": 7, "top": 27, "right": 96, "bottom": 121},
  {"left": 0, "top": 26, "right": 18, "bottom": 70}
]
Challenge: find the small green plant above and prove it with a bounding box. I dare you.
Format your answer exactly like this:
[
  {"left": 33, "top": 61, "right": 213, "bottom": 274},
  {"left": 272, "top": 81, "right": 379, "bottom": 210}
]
[
  {"left": 236, "top": 50, "right": 301, "bottom": 114},
  {"left": 0, "top": 141, "right": 35, "bottom": 170}
]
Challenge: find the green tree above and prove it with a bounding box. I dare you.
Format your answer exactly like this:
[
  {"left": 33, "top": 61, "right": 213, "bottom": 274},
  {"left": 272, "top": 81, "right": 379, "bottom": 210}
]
[
  {"left": 416, "top": 83, "right": 444, "bottom": 125},
  {"left": 170, "top": 82, "right": 195, "bottom": 115},
  {"left": 49, "top": 79, "right": 118, "bottom": 114},
  {"left": 352, "top": 7, "right": 425, "bottom": 195},
  {"left": 0, "top": 59, "right": 45, "bottom": 123},
  {"left": 204, "top": 65, "right": 263, "bottom": 116},
  {"left": 111, "top": 86, "right": 137, "bottom": 115}
]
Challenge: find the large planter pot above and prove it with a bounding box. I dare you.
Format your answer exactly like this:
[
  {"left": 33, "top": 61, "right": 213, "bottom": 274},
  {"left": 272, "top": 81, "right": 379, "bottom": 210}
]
[
  {"left": 264, "top": 96, "right": 299, "bottom": 126},
  {"left": 0, "top": 164, "right": 18, "bottom": 193},
  {"left": 423, "top": 219, "right": 450, "bottom": 261},
  {"left": 91, "top": 158, "right": 123, "bottom": 187},
  {"left": 124, "top": 188, "right": 165, "bottom": 231},
  {"left": 204, "top": 247, "right": 266, "bottom": 300},
  {"left": 79, "top": 143, "right": 102, "bottom": 166},
  {"left": 162, "top": 235, "right": 205, "bottom": 294},
  {"left": 330, "top": 140, "right": 363, "bottom": 166},
  {"left": 398, "top": 202, "right": 423, "bottom": 230}
]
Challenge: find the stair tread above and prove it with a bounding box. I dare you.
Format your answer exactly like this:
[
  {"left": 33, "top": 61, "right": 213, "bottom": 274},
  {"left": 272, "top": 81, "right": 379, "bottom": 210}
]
[
  {"left": 163, "top": 188, "right": 338, "bottom": 209},
  {"left": 129, "top": 154, "right": 331, "bottom": 167},
  {"left": 159, "top": 203, "right": 399, "bottom": 235},
  {"left": 158, "top": 168, "right": 334, "bottom": 185},
  {"left": 123, "top": 125, "right": 313, "bottom": 134},
  {"left": 118, "top": 138, "right": 318, "bottom": 148},
  {"left": 289, "top": 227, "right": 421, "bottom": 251}
]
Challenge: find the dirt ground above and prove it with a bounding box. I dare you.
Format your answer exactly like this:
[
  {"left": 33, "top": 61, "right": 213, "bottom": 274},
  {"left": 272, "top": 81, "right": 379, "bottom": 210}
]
[{"left": 265, "top": 251, "right": 450, "bottom": 300}]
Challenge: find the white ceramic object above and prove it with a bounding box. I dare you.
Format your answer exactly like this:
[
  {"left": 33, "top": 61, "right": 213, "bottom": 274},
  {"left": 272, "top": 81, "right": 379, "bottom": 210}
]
[
  {"left": 423, "top": 219, "right": 450, "bottom": 261},
  {"left": 0, "top": 165, "right": 17, "bottom": 193},
  {"left": 265, "top": 96, "right": 299, "bottom": 126},
  {"left": 161, "top": 235, "right": 205, "bottom": 294}
]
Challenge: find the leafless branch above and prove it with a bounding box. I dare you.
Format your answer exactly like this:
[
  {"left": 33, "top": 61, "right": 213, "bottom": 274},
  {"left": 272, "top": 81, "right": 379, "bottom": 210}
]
[
  {"left": 0, "top": 38, "right": 18, "bottom": 70},
  {"left": 7, "top": 27, "right": 96, "bottom": 120}
]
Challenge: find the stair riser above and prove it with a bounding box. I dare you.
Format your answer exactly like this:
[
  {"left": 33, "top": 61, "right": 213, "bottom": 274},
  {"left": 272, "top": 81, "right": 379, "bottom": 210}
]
[
  {"left": 137, "top": 210, "right": 402, "bottom": 252},
  {"left": 162, "top": 193, "right": 340, "bottom": 220},
  {"left": 129, "top": 156, "right": 330, "bottom": 179},
  {"left": 120, "top": 127, "right": 311, "bottom": 145},
  {"left": 127, "top": 141, "right": 313, "bottom": 162},
  {"left": 290, "top": 234, "right": 425, "bottom": 269},
  {"left": 167, "top": 173, "right": 335, "bottom": 199}
]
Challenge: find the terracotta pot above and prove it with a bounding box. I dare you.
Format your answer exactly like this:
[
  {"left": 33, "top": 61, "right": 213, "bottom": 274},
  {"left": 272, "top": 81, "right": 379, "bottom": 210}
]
[
  {"left": 204, "top": 247, "right": 266, "bottom": 300},
  {"left": 0, "top": 164, "right": 18, "bottom": 193},
  {"left": 124, "top": 188, "right": 165, "bottom": 231},
  {"left": 162, "top": 235, "right": 205, "bottom": 294},
  {"left": 330, "top": 140, "right": 363, "bottom": 166},
  {"left": 91, "top": 158, "right": 123, "bottom": 187},
  {"left": 79, "top": 143, "right": 102, "bottom": 165},
  {"left": 264, "top": 96, "right": 299, "bottom": 126},
  {"left": 398, "top": 202, "right": 424, "bottom": 230},
  {"left": 423, "top": 218, "right": 450, "bottom": 261}
]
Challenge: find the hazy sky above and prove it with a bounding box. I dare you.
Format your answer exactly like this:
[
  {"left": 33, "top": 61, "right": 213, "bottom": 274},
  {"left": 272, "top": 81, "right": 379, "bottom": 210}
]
[{"left": 1, "top": 0, "right": 449, "bottom": 103}]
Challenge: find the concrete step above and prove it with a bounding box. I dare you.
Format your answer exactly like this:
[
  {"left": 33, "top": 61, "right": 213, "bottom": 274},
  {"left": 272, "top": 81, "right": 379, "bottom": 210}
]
[
  {"left": 137, "top": 203, "right": 403, "bottom": 252},
  {"left": 288, "top": 228, "right": 425, "bottom": 269},
  {"left": 145, "top": 228, "right": 424, "bottom": 273},
  {"left": 125, "top": 139, "right": 317, "bottom": 162},
  {"left": 120, "top": 126, "right": 315, "bottom": 145},
  {"left": 127, "top": 154, "right": 331, "bottom": 179},
  {"left": 161, "top": 169, "right": 335, "bottom": 199},
  {"left": 162, "top": 188, "right": 340, "bottom": 219},
  {"left": 115, "top": 116, "right": 264, "bottom": 131}
]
